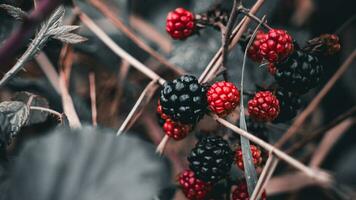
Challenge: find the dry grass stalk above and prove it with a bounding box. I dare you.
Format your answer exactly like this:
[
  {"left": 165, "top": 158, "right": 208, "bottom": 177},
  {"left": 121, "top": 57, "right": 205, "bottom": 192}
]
[
  {"left": 117, "top": 80, "right": 160, "bottom": 135},
  {"left": 89, "top": 72, "right": 97, "bottom": 127},
  {"left": 77, "top": 8, "right": 166, "bottom": 85},
  {"left": 89, "top": 0, "right": 184, "bottom": 75}
]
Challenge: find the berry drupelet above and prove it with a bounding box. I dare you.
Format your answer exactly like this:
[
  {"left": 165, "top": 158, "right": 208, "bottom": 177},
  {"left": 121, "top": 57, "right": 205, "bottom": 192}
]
[
  {"left": 207, "top": 81, "right": 240, "bottom": 117},
  {"left": 160, "top": 75, "right": 207, "bottom": 125},
  {"left": 188, "top": 136, "right": 234, "bottom": 183},
  {"left": 232, "top": 181, "right": 267, "bottom": 200},
  {"left": 166, "top": 8, "right": 195, "bottom": 40},
  {"left": 274, "top": 50, "right": 323, "bottom": 94},
  {"left": 235, "top": 145, "right": 263, "bottom": 170},
  {"left": 178, "top": 169, "right": 212, "bottom": 200},
  {"left": 248, "top": 91, "right": 280, "bottom": 122}
]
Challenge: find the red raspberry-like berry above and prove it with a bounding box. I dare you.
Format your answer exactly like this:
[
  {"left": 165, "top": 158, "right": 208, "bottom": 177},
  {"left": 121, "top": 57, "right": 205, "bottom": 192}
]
[
  {"left": 178, "top": 169, "right": 212, "bottom": 200},
  {"left": 248, "top": 29, "right": 294, "bottom": 63},
  {"left": 166, "top": 8, "right": 195, "bottom": 40},
  {"left": 207, "top": 81, "right": 240, "bottom": 117},
  {"left": 248, "top": 91, "right": 280, "bottom": 122},
  {"left": 232, "top": 181, "right": 267, "bottom": 200},
  {"left": 163, "top": 119, "right": 191, "bottom": 140},
  {"left": 235, "top": 145, "right": 263, "bottom": 170},
  {"left": 247, "top": 31, "right": 266, "bottom": 62}
]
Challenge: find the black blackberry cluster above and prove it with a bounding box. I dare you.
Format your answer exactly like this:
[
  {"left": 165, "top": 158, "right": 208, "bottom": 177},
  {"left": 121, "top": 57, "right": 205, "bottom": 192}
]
[
  {"left": 274, "top": 50, "right": 323, "bottom": 94},
  {"left": 274, "top": 89, "right": 302, "bottom": 123},
  {"left": 160, "top": 75, "right": 207, "bottom": 124},
  {"left": 188, "top": 136, "right": 233, "bottom": 182}
]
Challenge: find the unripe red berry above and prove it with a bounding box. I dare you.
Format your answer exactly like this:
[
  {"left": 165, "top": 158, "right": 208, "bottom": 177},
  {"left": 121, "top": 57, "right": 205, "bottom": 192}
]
[
  {"left": 235, "top": 145, "right": 263, "bottom": 170},
  {"left": 232, "top": 181, "right": 267, "bottom": 200},
  {"left": 207, "top": 81, "right": 240, "bottom": 117},
  {"left": 166, "top": 8, "right": 195, "bottom": 40},
  {"left": 248, "top": 91, "right": 280, "bottom": 122},
  {"left": 163, "top": 119, "right": 191, "bottom": 140},
  {"left": 178, "top": 169, "right": 212, "bottom": 200}
]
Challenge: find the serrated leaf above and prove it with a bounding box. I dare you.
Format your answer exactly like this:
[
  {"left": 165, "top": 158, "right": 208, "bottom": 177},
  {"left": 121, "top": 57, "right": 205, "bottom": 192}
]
[
  {"left": 46, "top": 6, "right": 65, "bottom": 28},
  {"left": 46, "top": 25, "right": 80, "bottom": 36},
  {"left": 0, "top": 101, "right": 29, "bottom": 147},
  {"left": 12, "top": 92, "right": 49, "bottom": 125},
  {"left": 6, "top": 127, "right": 170, "bottom": 200},
  {"left": 53, "top": 33, "right": 87, "bottom": 44},
  {"left": 0, "top": 4, "right": 27, "bottom": 21}
]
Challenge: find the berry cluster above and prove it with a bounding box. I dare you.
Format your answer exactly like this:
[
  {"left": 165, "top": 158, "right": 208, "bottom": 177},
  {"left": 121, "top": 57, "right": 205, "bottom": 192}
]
[{"left": 162, "top": 5, "right": 340, "bottom": 199}]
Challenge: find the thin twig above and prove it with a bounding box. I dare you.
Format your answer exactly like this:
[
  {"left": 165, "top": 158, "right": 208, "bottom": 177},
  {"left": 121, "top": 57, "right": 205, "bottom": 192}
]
[
  {"left": 30, "top": 106, "right": 63, "bottom": 121},
  {"left": 309, "top": 118, "right": 355, "bottom": 168},
  {"left": 238, "top": 7, "right": 272, "bottom": 30},
  {"left": 117, "top": 80, "right": 160, "bottom": 135},
  {"left": 89, "top": 72, "right": 97, "bottom": 127},
  {"left": 214, "top": 115, "right": 332, "bottom": 185},
  {"left": 35, "top": 52, "right": 61, "bottom": 94},
  {"left": 76, "top": 8, "right": 166, "bottom": 85},
  {"left": 59, "top": 70, "right": 82, "bottom": 128},
  {"left": 89, "top": 0, "right": 184, "bottom": 75},
  {"left": 275, "top": 49, "right": 356, "bottom": 148},
  {"left": 221, "top": 0, "right": 240, "bottom": 80},
  {"left": 250, "top": 154, "right": 279, "bottom": 200},
  {"left": 286, "top": 106, "right": 356, "bottom": 154},
  {"left": 129, "top": 15, "right": 172, "bottom": 53},
  {"left": 156, "top": 135, "right": 170, "bottom": 154},
  {"left": 199, "top": 0, "right": 266, "bottom": 83}
]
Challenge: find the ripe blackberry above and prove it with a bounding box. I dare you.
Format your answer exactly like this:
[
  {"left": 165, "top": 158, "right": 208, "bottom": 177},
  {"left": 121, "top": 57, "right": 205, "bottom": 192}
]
[
  {"left": 156, "top": 100, "right": 169, "bottom": 126},
  {"left": 166, "top": 8, "right": 195, "bottom": 40},
  {"left": 248, "top": 91, "right": 280, "bottom": 122},
  {"left": 207, "top": 81, "right": 240, "bottom": 117},
  {"left": 247, "top": 29, "right": 294, "bottom": 63},
  {"left": 188, "top": 136, "right": 234, "bottom": 182},
  {"left": 232, "top": 180, "right": 267, "bottom": 200},
  {"left": 274, "top": 50, "right": 323, "bottom": 94},
  {"left": 160, "top": 75, "right": 207, "bottom": 124},
  {"left": 274, "top": 89, "right": 302, "bottom": 123},
  {"left": 235, "top": 144, "right": 263, "bottom": 170},
  {"left": 178, "top": 169, "right": 212, "bottom": 200},
  {"left": 163, "top": 119, "right": 191, "bottom": 140}
]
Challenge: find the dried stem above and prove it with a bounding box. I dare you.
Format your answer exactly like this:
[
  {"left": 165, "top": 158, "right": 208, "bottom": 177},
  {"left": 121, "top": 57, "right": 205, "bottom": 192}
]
[
  {"left": 0, "top": 0, "right": 63, "bottom": 65},
  {"left": 117, "top": 80, "right": 160, "bottom": 135},
  {"left": 275, "top": 49, "right": 356, "bottom": 148},
  {"left": 89, "top": 72, "right": 97, "bottom": 127},
  {"left": 214, "top": 115, "right": 332, "bottom": 185},
  {"left": 286, "top": 106, "right": 356, "bottom": 154},
  {"left": 59, "top": 69, "right": 82, "bottom": 128},
  {"left": 238, "top": 7, "right": 272, "bottom": 30},
  {"left": 199, "top": 0, "right": 266, "bottom": 83},
  {"left": 35, "top": 52, "right": 61, "bottom": 94},
  {"left": 156, "top": 135, "right": 170, "bottom": 155},
  {"left": 309, "top": 118, "right": 355, "bottom": 168},
  {"left": 89, "top": 0, "right": 183, "bottom": 75},
  {"left": 30, "top": 106, "right": 63, "bottom": 122},
  {"left": 250, "top": 154, "right": 279, "bottom": 200},
  {"left": 221, "top": 0, "right": 240, "bottom": 80},
  {"left": 77, "top": 8, "right": 166, "bottom": 85}
]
